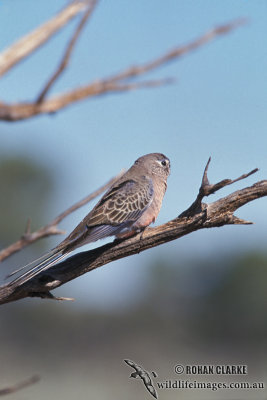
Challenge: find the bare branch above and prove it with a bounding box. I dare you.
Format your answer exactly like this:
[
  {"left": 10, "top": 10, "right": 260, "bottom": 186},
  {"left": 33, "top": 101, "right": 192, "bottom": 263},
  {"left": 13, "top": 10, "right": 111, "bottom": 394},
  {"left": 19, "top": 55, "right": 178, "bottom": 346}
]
[
  {"left": 37, "top": 0, "right": 98, "bottom": 103},
  {"left": 0, "top": 79, "right": 174, "bottom": 121},
  {"left": 49, "top": 169, "right": 124, "bottom": 226},
  {"left": 179, "top": 157, "right": 259, "bottom": 217},
  {"left": 0, "top": 171, "right": 123, "bottom": 262},
  {"left": 0, "top": 375, "right": 39, "bottom": 396},
  {"left": 0, "top": 1, "right": 89, "bottom": 77},
  {"left": 0, "top": 161, "right": 266, "bottom": 305},
  {"left": 0, "top": 18, "right": 247, "bottom": 122},
  {"left": 107, "top": 18, "right": 247, "bottom": 83}
]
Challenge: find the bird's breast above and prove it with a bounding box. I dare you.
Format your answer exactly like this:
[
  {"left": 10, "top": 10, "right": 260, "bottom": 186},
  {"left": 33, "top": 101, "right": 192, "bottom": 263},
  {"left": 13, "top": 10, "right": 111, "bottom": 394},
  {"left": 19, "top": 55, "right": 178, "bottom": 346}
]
[{"left": 133, "top": 179, "right": 166, "bottom": 229}]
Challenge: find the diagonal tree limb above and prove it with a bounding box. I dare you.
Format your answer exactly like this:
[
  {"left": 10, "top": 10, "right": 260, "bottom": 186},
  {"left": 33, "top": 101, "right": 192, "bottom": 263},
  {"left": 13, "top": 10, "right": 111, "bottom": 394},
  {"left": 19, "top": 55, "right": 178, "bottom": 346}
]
[
  {"left": 0, "top": 160, "right": 266, "bottom": 305},
  {"left": 107, "top": 18, "right": 247, "bottom": 83},
  {"left": 0, "top": 18, "right": 247, "bottom": 122},
  {"left": 0, "top": 375, "right": 39, "bottom": 396},
  {"left": 0, "top": 79, "right": 174, "bottom": 121},
  {"left": 37, "top": 0, "right": 98, "bottom": 104},
  {"left": 0, "top": 1, "right": 89, "bottom": 78},
  {"left": 0, "top": 171, "right": 124, "bottom": 262},
  {"left": 179, "top": 157, "right": 259, "bottom": 217}
]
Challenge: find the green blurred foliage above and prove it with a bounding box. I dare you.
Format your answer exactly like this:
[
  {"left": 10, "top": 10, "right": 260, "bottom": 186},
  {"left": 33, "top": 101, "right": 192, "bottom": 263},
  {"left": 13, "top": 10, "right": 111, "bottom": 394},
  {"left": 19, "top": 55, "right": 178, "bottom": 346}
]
[
  {"left": 1, "top": 252, "right": 267, "bottom": 350},
  {"left": 0, "top": 161, "right": 266, "bottom": 399},
  {"left": 0, "top": 157, "right": 54, "bottom": 245},
  {"left": 202, "top": 252, "right": 267, "bottom": 341},
  {"left": 0, "top": 251, "right": 266, "bottom": 399},
  {"left": 144, "top": 252, "right": 267, "bottom": 343}
]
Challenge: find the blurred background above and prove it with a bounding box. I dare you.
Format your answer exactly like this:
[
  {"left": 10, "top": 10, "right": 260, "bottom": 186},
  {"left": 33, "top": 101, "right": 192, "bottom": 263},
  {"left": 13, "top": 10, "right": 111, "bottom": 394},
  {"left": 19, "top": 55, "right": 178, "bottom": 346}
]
[{"left": 0, "top": 1, "right": 267, "bottom": 399}]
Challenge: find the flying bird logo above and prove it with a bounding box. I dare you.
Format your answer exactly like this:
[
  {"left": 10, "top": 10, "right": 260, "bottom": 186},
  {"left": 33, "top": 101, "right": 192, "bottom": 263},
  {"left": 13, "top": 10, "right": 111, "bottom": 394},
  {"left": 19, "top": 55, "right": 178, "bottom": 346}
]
[{"left": 124, "top": 359, "right": 158, "bottom": 399}]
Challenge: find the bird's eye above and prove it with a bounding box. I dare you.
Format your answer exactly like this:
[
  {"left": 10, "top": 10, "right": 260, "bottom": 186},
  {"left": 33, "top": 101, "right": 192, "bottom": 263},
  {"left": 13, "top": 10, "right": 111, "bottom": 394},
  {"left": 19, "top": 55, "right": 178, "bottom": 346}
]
[{"left": 161, "top": 160, "right": 167, "bottom": 166}]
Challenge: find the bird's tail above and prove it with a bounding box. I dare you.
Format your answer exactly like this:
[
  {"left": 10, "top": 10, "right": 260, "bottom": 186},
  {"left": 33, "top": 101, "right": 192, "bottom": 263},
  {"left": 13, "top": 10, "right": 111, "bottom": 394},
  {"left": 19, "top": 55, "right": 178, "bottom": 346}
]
[{"left": 7, "top": 249, "right": 68, "bottom": 287}]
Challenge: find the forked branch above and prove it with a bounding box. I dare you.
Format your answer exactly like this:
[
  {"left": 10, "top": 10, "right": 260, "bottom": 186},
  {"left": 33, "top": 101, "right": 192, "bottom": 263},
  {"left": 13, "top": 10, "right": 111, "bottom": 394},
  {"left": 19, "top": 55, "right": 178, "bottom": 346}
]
[
  {"left": 0, "top": 1, "right": 90, "bottom": 77},
  {"left": 36, "top": 0, "right": 98, "bottom": 103},
  {"left": 0, "top": 172, "right": 123, "bottom": 262},
  {"left": 0, "top": 159, "right": 266, "bottom": 305},
  {"left": 0, "top": 0, "right": 247, "bottom": 122}
]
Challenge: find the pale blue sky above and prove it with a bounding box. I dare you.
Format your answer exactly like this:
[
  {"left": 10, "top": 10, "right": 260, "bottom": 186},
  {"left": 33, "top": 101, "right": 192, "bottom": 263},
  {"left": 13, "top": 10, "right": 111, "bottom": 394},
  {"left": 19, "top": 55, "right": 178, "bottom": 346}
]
[{"left": 1, "top": 1, "right": 267, "bottom": 307}]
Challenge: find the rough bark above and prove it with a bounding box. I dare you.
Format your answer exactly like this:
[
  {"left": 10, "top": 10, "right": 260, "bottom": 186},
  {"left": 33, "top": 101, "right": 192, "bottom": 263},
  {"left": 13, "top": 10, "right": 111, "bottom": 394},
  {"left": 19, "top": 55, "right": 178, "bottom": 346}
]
[
  {"left": 0, "top": 160, "right": 266, "bottom": 305},
  {"left": 0, "top": 0, "right": 246, "bottom": 121}
]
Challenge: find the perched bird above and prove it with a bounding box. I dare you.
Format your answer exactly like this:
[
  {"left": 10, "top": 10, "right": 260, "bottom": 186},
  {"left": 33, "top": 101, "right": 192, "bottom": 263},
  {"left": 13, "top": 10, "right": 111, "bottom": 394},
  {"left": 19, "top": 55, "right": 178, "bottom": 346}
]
[
  {"left": 9, "top": 153, "right": 170, "bottom": 286},
  {"left": 124, "top": 359, "right": 158, "bottom": 399}
]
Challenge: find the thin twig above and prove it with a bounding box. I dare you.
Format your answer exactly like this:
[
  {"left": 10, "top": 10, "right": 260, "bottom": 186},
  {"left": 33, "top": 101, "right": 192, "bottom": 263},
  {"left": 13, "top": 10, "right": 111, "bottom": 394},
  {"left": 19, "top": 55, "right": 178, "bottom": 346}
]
[
  {"left": 49, "top": 169, "right": 124, "bottom": 226},
  {"left": 0, "top": 161, "right": 266, "bottom": 305},
  {"left": 0, "top": 18, "right": 247, "bottom": 121},
  {"left": 107, "top": 19, "right": 248, "bottom": 83},
  {"left": 0, "top": 375, "right": 39, "bottom": 396},
  {"left": 0, "top": 79, "right": 174, "bottom": 121},
  {"left": 0, "top": 1, "right": 88, "bottom": 77},
  {"left": 37, "top": 0, "right": 98, "bottom": 103},
  {"left": 0, "top": 171, "right": 123, "bottom": 262},
  {"left": 179, "top": 157, "right": 259, "bottom": 217}
]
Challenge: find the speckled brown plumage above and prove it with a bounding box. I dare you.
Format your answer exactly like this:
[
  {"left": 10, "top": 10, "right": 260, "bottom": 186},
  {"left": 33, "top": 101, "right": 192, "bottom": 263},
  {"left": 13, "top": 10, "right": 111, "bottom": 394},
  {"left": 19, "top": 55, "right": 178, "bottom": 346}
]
[{"left": 10, "top": 153, "right": 170, "bottom": 286}]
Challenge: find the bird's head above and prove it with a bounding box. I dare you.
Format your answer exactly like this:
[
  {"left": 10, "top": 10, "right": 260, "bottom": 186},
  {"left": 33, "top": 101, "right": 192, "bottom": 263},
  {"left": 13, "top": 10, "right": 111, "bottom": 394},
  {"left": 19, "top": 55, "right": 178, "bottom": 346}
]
[
  {"left": 130, "top": 372, "right": 139, "bottom": 378},
  {"left": 134, "top": 153, "right": 171, "bottom": 179}
]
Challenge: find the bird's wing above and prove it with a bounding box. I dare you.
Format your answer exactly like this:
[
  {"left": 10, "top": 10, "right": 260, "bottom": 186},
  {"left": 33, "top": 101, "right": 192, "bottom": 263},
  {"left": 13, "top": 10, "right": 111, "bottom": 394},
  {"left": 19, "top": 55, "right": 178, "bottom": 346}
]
[
  {"left": 140, "top": 371, "right": 158, "bottom": 399},
  {"left": 59, "top": 177, "right": 154, "bottom": 250},
  {"left": 124, "top": 359, "right": 158, "bottom": 399},
  {"left": 87, "top": 177, "right": 154, "bottom": 226},
  {"left": 124, "top": 359, "right": 141, "bottom": 373},
  {"left": 143, "top": 380, "right": 158, "bottom": 399},
  {"left": 8, "top": 178, "right": 154, "bottom": 287},
  {"left": 141, "top": 372, "right": 154, "bottom": 386}
]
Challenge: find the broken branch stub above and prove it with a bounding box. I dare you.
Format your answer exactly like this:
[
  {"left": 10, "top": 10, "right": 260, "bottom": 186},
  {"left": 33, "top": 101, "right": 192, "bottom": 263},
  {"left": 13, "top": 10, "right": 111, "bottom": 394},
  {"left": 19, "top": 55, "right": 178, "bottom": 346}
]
[{"left": 0, "top": 160, "right": 265, "bottom": 305}]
